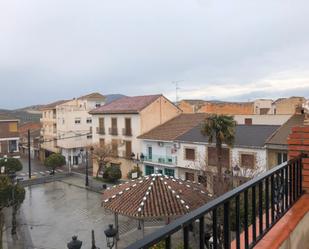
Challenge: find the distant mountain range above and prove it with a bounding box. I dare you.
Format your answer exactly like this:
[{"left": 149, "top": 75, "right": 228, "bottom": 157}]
[{"left": 0, "top": 94, "right": 126, "bottom": 124}]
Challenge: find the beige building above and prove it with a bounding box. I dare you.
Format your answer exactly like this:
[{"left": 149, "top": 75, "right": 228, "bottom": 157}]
[
  {"left": 56, "top": 93, "right": 105, "bottom": 165},
  {"left": 90, "top": 94, "right": 182, "bottom": 178},
  {"left": 40, "top": 100, "right": 69, "bottom": 160},
  {"left": 272, "top": 97, "right": 306, "bottom": 115},
  {"left": 265, "top": 114, "right": 305, "bottom": 169}
]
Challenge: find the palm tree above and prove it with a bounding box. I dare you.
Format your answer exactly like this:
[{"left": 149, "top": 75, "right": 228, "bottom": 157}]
[{"left": 201, "top": 114, "right": 236, "bottom": 191}]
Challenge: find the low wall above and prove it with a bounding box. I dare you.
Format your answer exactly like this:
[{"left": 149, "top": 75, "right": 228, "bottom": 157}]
[{"left": 279, "top": 211, "right": 309, "bottom": 249}]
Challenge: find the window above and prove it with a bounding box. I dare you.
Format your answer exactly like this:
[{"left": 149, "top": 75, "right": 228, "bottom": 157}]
[
  {"left": 95, "top": 103, "right": 101, "bottom": 108},
  {"left": 9, "top": 123, "right": 17, "bottom": 132},
  {"left": 277, "top": 152, "right": 288, "bottom": 165},
  {"left": 207, "top": 147, "right": 230, "bottom": 168},
  {"left": 244, "top": 118, "right": 252, "bottom": 125},
  {"left": 125, "top": 141, "right": 132, "bottom": 158},
  {"left": 8, "top": 140, "right": 17, "bottom": 152},
  {"left": 164, "top": 168, "right": 175, "bottom": 177},
  {"left": 145, "top": 165, "right": 154, "bottom": 175},
  {"left": 87, "top": 135, "right": 92, "bottom": 139},
  {"left": 240, "top": 153, "right": 255, "bottom": 169},
  {"left": 147, "top": 146, "right": 152, "bottom": 160},
  {"left": 75, "top": 118, "right": 81, "bottom": 124},
  {"left": 112, "top": 139, "right": 118, "bottom": 157},
  {"left": 86, "top": 117, "right": 92, "bottom": 124},
  {"left": 185, "top": 172, "right": 194, "bottom": 181},
  {"left": 198, "top": 175, "right": 207, "bottom": 187},
  {"left": 185, "top": 148, "right": 195, "bottom": 161},
  {"left": 124, "top": 118, "right": 132, "bottom": 136}
]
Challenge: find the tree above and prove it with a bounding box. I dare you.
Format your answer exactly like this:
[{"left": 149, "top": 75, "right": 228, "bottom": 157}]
[
  {"left": 201, "top": 114, "right": 236, "bottom": 195},
  {"left": 10, "top": 183, "right": 25, "bottom": 235},
  {"left": 0, "top": 176, "right": 24, "bottom": 249},
  {"left": 92, "top": 143, "right": 113, "bottom": 178},
  {"left": 0, "top": 158, "right": 22, "bottom": 175},
  {"left": 103, "top": 164, "right": 122, "bottom": 182},
  {"left": 44, "top": 153, "right": 66, "bottom": 174}
]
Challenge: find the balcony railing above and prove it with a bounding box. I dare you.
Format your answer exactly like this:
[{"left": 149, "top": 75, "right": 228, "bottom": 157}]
[
  {"left": 96, "top": 127, "right": 105, "bottom": 135},
  {"left": 126, "top": 154, "right": 305, "bottom": 249},
  {"left": 143, "top": 154, "right": 177, "bottom": 165},
  {"left": 109, "top": 127, "right": 118, "bottom": 136},
  {"left": 122, "top": 128, "right": 132, "bottom": 136}
]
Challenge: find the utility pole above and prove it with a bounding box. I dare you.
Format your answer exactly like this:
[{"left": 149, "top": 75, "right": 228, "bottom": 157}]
[
  {"left": 172, "top": 80, "right": 183, "bottom": 103},
  {"left": 28, "top": 130, "right": 31, "bottom": 179}
]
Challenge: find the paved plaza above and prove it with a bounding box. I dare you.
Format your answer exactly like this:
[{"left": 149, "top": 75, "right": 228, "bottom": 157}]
[{"left": 7, "top": 178, "right": 162, "bottom": 249}]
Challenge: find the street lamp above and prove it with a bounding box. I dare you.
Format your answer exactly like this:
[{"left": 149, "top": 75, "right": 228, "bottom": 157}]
[
  {"left": 80, "top": 147, "right": 94, "bottom": 187},
  {"left": 67, "top": 235, "right": 82, "bottom": 249},
  {"left": 104, "top": 224, "right": 117, "bottom": 249}
]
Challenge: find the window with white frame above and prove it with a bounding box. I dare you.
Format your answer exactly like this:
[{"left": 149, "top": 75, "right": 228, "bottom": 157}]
[
  {"left": 75, "top": 118, "right": 81, "bottom": 124},
  {"left": 86, "top": 117, "right": 92, "bottom": 124}
]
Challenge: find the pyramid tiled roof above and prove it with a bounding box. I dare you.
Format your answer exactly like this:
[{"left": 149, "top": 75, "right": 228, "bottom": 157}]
[{"left": 102, "top": 174, "right": 211, "bottom": 218}]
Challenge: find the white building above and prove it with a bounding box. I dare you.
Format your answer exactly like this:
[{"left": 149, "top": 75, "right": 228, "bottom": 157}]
[
  {"left": 56, "top": 93, "right": 106, "bottom": 165},
  {"left": 139, "top": 114, "right": 279, "bottom": 185}
]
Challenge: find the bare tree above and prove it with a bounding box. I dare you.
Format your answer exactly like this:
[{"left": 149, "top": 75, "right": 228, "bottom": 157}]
[{"left": 91, "top": 143, "right": 113, "bottom": 178}]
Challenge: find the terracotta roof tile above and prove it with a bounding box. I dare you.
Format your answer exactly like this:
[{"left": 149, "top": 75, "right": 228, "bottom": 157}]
[
  {"left": 102, "top": 175, "right": 211, "bottom": 218},
  {"left": 90, "top": 94, "right": 162, "bottom": 114},
  {"left": 138, "top": 113, "right": 208, "bottom": 141}
]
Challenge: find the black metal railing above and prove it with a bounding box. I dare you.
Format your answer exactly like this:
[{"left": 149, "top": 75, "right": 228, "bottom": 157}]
[{"left": 125, "top": 154, "right": 305, "bottom": 249}]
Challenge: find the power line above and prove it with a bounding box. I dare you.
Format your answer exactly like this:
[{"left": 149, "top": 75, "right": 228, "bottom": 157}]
[{"left": 19, "top": 132, "right": 92, "bottom": 146}]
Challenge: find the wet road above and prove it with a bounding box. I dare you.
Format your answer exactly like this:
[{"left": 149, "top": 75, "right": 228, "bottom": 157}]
[{"left": 21, "top": 181, "right": 132, "bottom": 249}]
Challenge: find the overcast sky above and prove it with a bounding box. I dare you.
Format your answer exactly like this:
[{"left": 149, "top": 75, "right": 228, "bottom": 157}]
[{"left": 1, "top": 0, "right": 309, "bottom": 109}]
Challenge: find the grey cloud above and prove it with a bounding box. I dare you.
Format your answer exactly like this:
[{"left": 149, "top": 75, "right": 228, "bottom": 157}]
[{"left": 0, "top": 0, "right": 309, "bottom": 108}]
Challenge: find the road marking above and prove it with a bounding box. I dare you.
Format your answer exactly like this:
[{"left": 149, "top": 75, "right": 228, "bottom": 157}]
[
  {"left": 57, "top": 169, "right": 63, "bottom": 172},
  {"left": 19, "top": 173, "right": 26, "bottom": 176},
  {"left": 40, "top": 171, "right": 45, "bottom": 174},
  {"left": 45, "top": 171, "right": 50, "bottom": 173},
  {"left": 33, "top": 172, "right": 38, "bottom": 175}
]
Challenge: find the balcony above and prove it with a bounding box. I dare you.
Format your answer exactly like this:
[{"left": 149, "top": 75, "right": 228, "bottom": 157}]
[
  {"left": 144, "top": 154, "right": 177, "bottom": 165},
  {"left": 125, "top": 154, "right": 306, "bottom": 249},
  {"left": 96, "top": 127, "right": 105, "bottom": 135},
  {"left": 109, "top": 127, "right": 118, "bottom": 136},
  {"left": 122, "top": 128, "right": 132, "bottom": 136}
]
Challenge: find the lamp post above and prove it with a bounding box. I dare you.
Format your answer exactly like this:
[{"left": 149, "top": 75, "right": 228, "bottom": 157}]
[
  {"left": 80, "top": 147, "right": 94, "bottom": 187},
  {"left": 104, "top": 224, "right": 117, "bottom": 249},
  {"left": 232, "top": 164, "right": 240, "bottom": 187}
]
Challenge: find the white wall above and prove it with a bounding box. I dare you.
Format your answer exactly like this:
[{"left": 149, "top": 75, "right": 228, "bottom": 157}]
[
  {"left": 231, "top": 147, "right": 267, "bottom": 176},
  {"left": 57, "top": 99, "right": 104, "bottom": 149},
  {"left": 234, "top": 114, "right": 291, "bottom": 125}
]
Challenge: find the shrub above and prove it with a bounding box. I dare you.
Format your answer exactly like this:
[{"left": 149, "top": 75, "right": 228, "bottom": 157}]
[
  {"left": 127, "top": 166, "right": 143, "bottom": 179},
  {"left": 103, "top": 164, "right": 122, "bottom": 182},
  {"left": 0, "top": 158, "right": 22, "bottom": 174}
]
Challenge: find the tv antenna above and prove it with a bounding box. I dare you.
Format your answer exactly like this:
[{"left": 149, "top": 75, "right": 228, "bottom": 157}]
[{"left": 172, "top": 80, "right": 183, "bottom": 103}]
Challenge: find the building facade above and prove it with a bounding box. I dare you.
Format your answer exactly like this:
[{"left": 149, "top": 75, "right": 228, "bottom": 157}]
[
  {"left": 139, "top": 114, "right": 279, "bottom": 190},
  {"left": 90, "top": 94, "right": 182, "bottom": 178},
  {"left": 0, "top": 115, "right": 20, "bottom": 159},
  {"left": 40, "top": 100, "right": 69, "bottom": 160},
  {"left": 56, "top": 93, "right": 106, "bottom": 165}
]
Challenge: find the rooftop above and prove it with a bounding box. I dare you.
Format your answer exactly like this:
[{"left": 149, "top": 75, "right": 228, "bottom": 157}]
[
  {"left": 40, "top": 100, "right": 69, "bottom": 110},
  {"left": 138, "top": 113, "right": 207, "bottom": 141},
  {"left": 177, "top": 124, "right": 280, "bottom": 148},
  {"left": 266, "top": 114, "right": 305, "bottom": 146},
  {"left": 102, "top": 174, "right": 210, "bottom": 218},
  {"left": 90, "top": 94, "right": 163, "bottom": 114},
  {"left": 0, "top": 114, "right": 19, "bottom": 121}
]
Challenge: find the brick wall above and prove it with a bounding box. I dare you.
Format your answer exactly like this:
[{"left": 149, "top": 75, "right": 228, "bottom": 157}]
[{"left": 288, "top": 126, "right": 309, "bottom": 192}]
